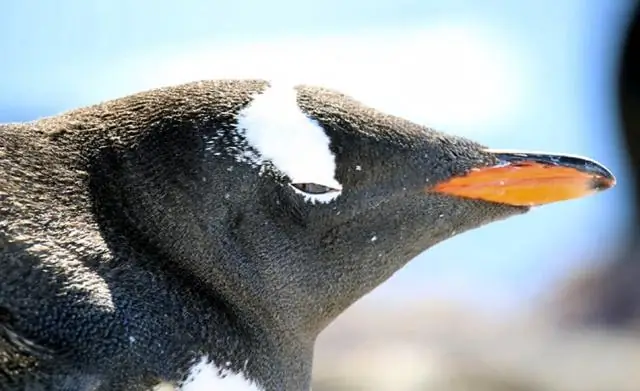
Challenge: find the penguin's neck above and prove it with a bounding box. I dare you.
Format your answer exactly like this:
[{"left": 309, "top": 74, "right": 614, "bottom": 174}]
[
  {"left": 96, "top": 255, "right": 315, "bottom": 391},
  {"left": 86, "top": 123, "right": 317, "bottom": 391}
]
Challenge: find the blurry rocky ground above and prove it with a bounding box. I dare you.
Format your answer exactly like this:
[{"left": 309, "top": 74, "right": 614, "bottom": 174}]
[{"left": 310, "top": 293, "right": 640, "bottom": 391}]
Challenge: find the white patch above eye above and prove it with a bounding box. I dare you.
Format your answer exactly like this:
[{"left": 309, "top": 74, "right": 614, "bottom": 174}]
[
  {"left": 236, "top": 83, "right": 342, "bottom": 204},
  {"left": 176, "top": 356, "right": 263, "bottom": 391}
]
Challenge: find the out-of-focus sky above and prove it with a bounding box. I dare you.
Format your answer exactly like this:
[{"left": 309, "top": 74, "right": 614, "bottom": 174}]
[{"left": 1, "top": 0, "right": 635, "bottom": 311}]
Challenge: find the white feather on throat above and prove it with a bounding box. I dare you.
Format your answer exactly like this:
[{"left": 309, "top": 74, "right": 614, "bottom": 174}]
[
  {"left": 235, "top": 82, "right": 343, "bottom": 204},
  {"left": 153, "top": 356, "right": 263, "bottom": 391}
]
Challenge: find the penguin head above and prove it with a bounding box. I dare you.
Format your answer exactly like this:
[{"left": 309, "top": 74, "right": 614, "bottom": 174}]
[{"left": 127, "top": 80, "right": 616, "bottom": 336}]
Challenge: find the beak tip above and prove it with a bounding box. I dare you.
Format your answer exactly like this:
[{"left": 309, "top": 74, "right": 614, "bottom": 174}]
[
  {"left": 591, "top": 173, "right": 616, "bottom": 192},
  {"left": 584, "top": 158, "right": 616, "bottom": 192}
]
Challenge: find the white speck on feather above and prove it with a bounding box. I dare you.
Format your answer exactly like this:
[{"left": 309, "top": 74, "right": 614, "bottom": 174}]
[
  {"left": 175, "top": 356, "right": 263, "bottom": 391},
  {"left": 236, "top": 83, "right": 342, "bottom": 204}
]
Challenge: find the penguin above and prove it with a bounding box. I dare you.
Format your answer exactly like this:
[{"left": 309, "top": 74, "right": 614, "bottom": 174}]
[{"left": 0, "top": 79, "right": 616, "bottom": 391}]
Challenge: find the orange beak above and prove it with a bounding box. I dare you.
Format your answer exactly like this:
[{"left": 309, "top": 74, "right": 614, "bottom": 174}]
[{"left": 430, "top": 149, "right": 616, "bottom": 206}]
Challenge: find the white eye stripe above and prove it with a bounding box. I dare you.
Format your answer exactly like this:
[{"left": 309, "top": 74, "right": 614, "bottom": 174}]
[{"left": 236, "top": 82, "right": 343, "bottom": 204}]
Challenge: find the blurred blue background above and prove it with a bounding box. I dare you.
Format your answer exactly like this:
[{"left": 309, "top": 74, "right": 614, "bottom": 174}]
[{"left": 1, "top": 0, "right": 635, "bottom": 312}]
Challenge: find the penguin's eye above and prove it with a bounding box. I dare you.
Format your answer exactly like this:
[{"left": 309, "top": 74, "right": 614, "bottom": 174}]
[{"left": 290, "top": 183, "right": 339, "bottom": 195}]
